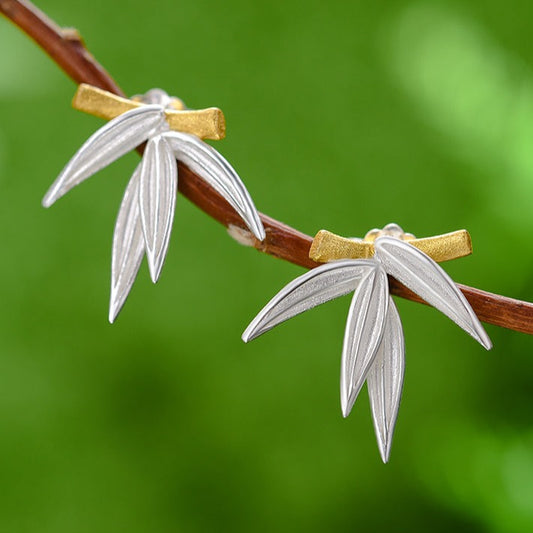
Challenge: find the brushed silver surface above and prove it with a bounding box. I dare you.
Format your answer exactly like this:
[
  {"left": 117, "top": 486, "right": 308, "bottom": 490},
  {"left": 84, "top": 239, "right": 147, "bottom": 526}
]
[
  {"left": 109, "top": 164, "right": 145, "bottom": 323},
  {"left": 374, "top": 236, "right": 492, "bottom": 349},
  {"left": 138, "top": 136, "right": 177, "bottom": 282},
  {"left": 340, "top": 263, "right": 389, "bottom": 418},
  {"left": 243, "top": 225, "right": 493, "bottom": 462},
  {"left": 242, "top": 259, "right": 375, "bottom": 342},
  {"left": 367, "top": 296, "right": 405, "bottom": 463},
  {"left": 42, "top": 88, "right": 267, "bottom": 319},
  {"left": 42, "top": 105, "right": 166, "bottom": 207},
  {"left": 163, "top": 131, "right": 265, "bottom": 241}
]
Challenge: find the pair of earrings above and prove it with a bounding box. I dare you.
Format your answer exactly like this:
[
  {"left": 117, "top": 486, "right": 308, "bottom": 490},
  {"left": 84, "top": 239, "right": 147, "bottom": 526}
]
[{"left": 43, "top": 84, "right": 491, "bottom": 462}]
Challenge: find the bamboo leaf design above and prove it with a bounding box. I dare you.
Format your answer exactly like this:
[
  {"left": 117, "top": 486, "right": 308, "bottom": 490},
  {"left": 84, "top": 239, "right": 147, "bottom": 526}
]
[
  {"left": 43, "top": 105, "right": 166, "bottom": 207},
  {"left": 341, "top": 263, "right": 389, "bottom": 418},
  {"left": 138, "top": 135, "right": 178, "bottom": 282},
  {"left": 41, "top": 86, "right": 269, "bottom": 321},
  {"left": 243, "top": 224, "right": 492, "bottom": 462},
  {"left": 109, "top": 164, "right": 145, "bottom": 323},
  {"left": 162, "top": 131, "right": 265, "bottom": 241},
  {"left": 374, "top": 236, "right": 492, "bottom": 349},
  {"left": 367, "top": 297, "right": 405, "bottom": 463},
  {"left": 242, "top": 259, "right": 375, "bottom": 342}
]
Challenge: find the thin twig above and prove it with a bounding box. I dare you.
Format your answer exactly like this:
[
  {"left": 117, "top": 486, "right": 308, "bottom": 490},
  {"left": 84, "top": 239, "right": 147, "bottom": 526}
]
[{"left": 1, "top": 0, "right": 532, "bottom": 334}]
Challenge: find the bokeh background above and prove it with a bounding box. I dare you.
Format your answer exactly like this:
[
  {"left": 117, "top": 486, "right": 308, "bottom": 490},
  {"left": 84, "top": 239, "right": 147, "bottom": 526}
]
[{"left": 1, "top": 1, "right": 532, "bottom": 531}]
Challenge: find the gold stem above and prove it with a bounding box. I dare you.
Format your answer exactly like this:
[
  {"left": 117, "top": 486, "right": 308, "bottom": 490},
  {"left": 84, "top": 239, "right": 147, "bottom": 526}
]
[
  {"left": 309, "top": 229, "right": 472, "bottom": 263},
  {"left": 72, "top": 84, "right": 226, "bottom": 140}
]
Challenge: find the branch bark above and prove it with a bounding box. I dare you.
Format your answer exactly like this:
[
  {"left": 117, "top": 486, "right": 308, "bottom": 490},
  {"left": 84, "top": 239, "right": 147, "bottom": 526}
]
[{"left": 2, "top": 0, "right": 532, "bottom": 334}]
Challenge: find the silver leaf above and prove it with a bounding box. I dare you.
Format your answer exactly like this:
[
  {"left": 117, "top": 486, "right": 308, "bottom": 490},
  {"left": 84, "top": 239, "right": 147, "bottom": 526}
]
[
  {"left": 43, "top": 105, "right": 166, "bottom": 207},
  {"left": 374, "top": 236, "right": 492, "bottom": 350},
  {"left": 162, "top": 131, "right": 265, "bottom": 241},
  {"left": 138, "top": 135, "right": 177, "bottom": 282},
  {"left": 242, "top": 259, "right": 376, "bottom": 342},
  {"left": 367, "top": 296, "right": 405, "bottom": 463},
  {"left": 341, "top": 262, "right": 389, "bottom": 418},
  {"left": 109, "top": 164, "right": 145, "bottom": 323}
]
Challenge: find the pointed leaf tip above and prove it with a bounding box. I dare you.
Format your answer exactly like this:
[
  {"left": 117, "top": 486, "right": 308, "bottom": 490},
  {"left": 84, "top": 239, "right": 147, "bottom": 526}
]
[
  {"left": 42, "top": 196, "right": 53, "bottom": 208},
  {"left": 138, "top": 135, "right": 178, "bottom": 283},
  {"left": 341, "top": 263, "right": 389, "bottom": 418},
  {"left": 367, "top": 297, "right": 405, "bottom": 463},
  {"left": 109, "top": 164, "right": 145, "bottom": 322},
  {"left": 242, "top": 259, "right": 377, "bottom": 343},
  {"left": 374, "top": 236, "right": 492, "bottom": 350},
  {"left": 42, "top": 105, "right": 166, "bottom": 207},
  {"left": 163, "top": 131, "right": 265, "bottom": 241}
]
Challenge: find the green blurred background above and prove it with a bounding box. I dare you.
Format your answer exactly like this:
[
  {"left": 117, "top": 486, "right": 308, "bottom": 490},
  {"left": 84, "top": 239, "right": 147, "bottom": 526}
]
[{"left": 1, "top": 1, "right": 532, "bottom": 531}]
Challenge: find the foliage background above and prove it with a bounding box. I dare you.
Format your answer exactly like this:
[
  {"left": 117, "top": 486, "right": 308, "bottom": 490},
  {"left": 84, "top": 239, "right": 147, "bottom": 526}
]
[{"left": 1, "top": 1, "right": 532, "bottom": 531}]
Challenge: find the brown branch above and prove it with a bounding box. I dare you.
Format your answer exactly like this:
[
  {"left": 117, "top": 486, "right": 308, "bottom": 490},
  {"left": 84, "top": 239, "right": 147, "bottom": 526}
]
[{"left": 2, "top": 0, "right": 532, "bottom": 335}]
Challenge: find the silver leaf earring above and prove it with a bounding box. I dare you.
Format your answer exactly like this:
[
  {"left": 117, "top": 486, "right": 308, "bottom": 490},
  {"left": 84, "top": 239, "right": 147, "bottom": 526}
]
[
  {"left": 43, "top": 85, "right": 265, "bottom": 322},
  {"left": 242, "top": 223, "right": 491, "bottom": 462}
]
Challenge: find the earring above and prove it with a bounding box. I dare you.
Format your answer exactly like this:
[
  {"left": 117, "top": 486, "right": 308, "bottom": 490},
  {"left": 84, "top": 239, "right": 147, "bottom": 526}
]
[
  {"left": 242, "top": 223, "right": 492, "bottom": 462},
  {"left": 42, "top": 84, "right": 265, "bottom": 322}
]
